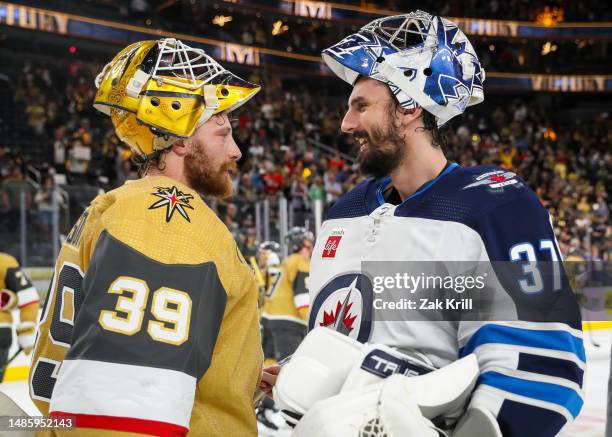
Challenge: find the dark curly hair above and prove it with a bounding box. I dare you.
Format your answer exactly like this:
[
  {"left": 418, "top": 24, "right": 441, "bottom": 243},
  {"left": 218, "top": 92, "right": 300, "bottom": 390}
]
[
  {"left": 385, "top": 85, "right": 448, "bottom": 148},
  {"left": 417, "top": 109, "right": 448, "bottom": 149}
]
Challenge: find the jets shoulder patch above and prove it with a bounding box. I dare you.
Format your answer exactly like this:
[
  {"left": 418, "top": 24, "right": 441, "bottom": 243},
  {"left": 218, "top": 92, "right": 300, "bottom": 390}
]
[{"left": 462, "top": 170, "right": 523, "bottom": 192}]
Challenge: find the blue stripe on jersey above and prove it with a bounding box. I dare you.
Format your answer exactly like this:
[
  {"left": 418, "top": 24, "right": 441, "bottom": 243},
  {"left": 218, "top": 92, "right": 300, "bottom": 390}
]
[
  {"left": 497, "top": 399, "right": 567, "bottom": 437},
  {"left": 374, "top": 163, "right": 460, "bottom": 206},
  {"left": 375, "top": 176, "right": 391, "bottom": 205},
  {"left": 403, "top": 163, "right": 460, "bottom": 202},
  {"left": 459, "top": 324, "right": 585, "bottom": 362},
  {"left": 518, "top": 353, "right": 584, "bottom": 387},
  {"left": 479, "top": 371, "right": 583, "bottom": 418}
]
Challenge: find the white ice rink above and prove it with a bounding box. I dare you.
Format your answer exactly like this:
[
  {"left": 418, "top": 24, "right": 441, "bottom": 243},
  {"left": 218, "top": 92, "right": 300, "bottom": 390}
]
[{"left": 1, "top": 329, "right": 610, "bottom": 436}]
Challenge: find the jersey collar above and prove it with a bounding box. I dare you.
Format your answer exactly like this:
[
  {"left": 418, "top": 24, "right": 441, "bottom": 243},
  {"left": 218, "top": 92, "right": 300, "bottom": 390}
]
[{"left": 375, "top": 162, "right": 460, "bottom": 207}]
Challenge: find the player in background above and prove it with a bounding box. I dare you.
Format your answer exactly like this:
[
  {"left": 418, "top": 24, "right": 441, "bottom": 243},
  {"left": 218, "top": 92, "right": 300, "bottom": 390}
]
[
  {"left": 0, "top": 252, "right": 39, "bottom": 380},
  {"left": 258, "top": 228, "right": 313, "bottom": 433},
  {"left": 29, "top": 38, "right": 263, "bottom": 436},
  {"left": 262, "top": 227, "right": 313, "bottom": 364},
  {"left": 272, "top": 11, "right": 584, "bottom": 436},
  {"left": 251, "top": 241, "right": 282, "bottom": 311}
]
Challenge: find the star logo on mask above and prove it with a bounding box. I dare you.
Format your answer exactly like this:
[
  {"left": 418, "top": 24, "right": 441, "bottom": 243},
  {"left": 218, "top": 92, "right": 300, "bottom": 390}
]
[{"left": 149, "top": 186, "right": 194, "bottom": 222}]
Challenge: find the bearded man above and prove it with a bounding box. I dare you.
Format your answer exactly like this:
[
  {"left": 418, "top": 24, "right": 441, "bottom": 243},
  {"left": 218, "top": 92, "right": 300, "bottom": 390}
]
[
  {"left": 30, "top": 38, "right": 263, "bottom": 437},
  {"left": 265, "top": 11, "right": 585, "bottom": 437}
]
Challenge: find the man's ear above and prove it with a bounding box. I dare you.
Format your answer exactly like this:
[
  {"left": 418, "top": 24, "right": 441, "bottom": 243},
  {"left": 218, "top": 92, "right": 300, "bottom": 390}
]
[
  {"left": 397, "top": 106, "right": 423, "bottom": 128},
  {"left": 171, "top": 139, "right": 188, "bottom": 157}
]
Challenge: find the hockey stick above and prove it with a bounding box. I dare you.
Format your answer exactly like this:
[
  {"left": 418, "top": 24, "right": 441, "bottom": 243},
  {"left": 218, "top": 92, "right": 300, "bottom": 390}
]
[{"left": 0, "top": 348, "right": 23, "bottom": 375}]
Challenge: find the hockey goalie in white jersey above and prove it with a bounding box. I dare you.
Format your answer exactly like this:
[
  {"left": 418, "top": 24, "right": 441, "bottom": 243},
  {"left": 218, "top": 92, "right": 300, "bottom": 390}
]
[{"left": 270, "top": 10, "right": 584, "bottom": 437}]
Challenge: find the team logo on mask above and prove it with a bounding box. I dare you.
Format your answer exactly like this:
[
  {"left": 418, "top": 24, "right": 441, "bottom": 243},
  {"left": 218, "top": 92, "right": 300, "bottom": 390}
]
[{"left": 149, "top": 186, "right": 194, "bottom": 222}]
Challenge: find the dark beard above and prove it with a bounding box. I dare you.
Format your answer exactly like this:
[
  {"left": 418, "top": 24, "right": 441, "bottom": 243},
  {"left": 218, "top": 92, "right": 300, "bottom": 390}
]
[
  {"left": 356, "top": 119, "right": 405, "bottom": 179},
  {"left": 184, "top": 143, "right": 235, "bottom": 198}
]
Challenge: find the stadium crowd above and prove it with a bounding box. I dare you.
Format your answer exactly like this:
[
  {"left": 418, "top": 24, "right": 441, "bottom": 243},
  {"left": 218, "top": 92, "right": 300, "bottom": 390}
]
[{"left": 0, "top": 60, "right": 610, "bottom": 267}]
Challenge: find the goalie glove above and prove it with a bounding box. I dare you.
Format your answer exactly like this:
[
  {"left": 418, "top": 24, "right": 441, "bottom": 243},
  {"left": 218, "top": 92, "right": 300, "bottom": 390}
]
[
  {"left": 293, "top": 374, "right": 441, "bottom": 437},
  {"left": 16, "top": 321, "right": 36, "bottom": 355},
  {"left": 274, "top": 328, "right": 363, "bottom": 426},
  {"left": 291, "top": 355, "right": 483, "bottom": 437},
  {"left": 274, "top": 327, "right": 479, "bottom": 428}
]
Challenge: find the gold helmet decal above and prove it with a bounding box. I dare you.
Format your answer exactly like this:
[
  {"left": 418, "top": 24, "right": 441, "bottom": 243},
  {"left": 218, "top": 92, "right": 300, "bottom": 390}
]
[{"left": 94, "top": 38, "right": 260, "bottom": 156}]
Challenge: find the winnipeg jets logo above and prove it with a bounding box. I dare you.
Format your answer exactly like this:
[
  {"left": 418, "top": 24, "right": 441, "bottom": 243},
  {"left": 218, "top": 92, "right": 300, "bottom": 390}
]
[
  {"left": 320, "top": 278, "right": 359, "bottom": 334},
  {"left": 310, "top": 273, "right": 373, "bottom": 343},
  {"left": 149, "top": 186, "right": 194, "bottom": 222},
  {"left": 462, "top": 170, "right": 521, "bottom": 191}
]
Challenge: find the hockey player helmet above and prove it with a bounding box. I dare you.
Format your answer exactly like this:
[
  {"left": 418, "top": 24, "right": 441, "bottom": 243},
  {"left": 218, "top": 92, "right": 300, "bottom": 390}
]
[
  {"left": 258, "top": 240, "right": 281, "bottom": 255},
  {"left": 285, "top": 227, "right": 315, "bottom": 253},
  {"left": 94, "top": 38, "right": 260, "bottom": 156},
  {"left": 322, "top": 10, "right": 485, "bottom": 126},
  {"left": 256, "top": 241, "right": 281, "bottom": 268}
]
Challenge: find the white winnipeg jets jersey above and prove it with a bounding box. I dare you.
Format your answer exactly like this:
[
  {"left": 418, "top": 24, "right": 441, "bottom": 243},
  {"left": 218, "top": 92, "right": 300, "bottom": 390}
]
[{"left": 309, "top": 164, "right": 584, "bottom": 437}]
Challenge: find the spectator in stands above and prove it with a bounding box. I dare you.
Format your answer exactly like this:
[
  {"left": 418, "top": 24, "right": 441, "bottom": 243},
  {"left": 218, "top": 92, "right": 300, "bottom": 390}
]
[
  {"left": 25, "top": 94, "right": 46, "bottom": 136},
  {"left": 1, "top": 165, "right": 30, "bottom": 231},
  {"left": 65, "top": 139, "right": 90, "bottom": 181},
  {"left": 53, "top": 126, "right": 68, "bottom": 173},
  {"left": 34, "top": 176, "right": 63, "bottom": 233},
  {"left": 308, "top": 175, "right": 324, "bottom": 206},
  {"left": 263, "top": 162, "right": 284, "bottom": 195},
  {"left": 324, "top": 167, "right": 342, "bottom": 205}
]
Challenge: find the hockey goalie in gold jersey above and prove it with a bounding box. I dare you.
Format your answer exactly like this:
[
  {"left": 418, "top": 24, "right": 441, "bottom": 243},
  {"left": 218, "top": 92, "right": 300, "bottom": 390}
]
[
  {"left": 261, "top": 227, "right": 314, "bottom": 365},
  {"left": 29, "top": 38, "right": 263, "bottom": 437},
  {"left": 0, "top": 253, "right": 39, "bottom": 380},
  {"left": 257, "top": 228, "right": 313, "bottom": 432}
]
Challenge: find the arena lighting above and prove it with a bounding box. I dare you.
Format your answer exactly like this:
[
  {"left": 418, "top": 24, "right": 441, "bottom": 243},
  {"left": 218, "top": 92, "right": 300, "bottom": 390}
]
[
  {"left": 541, "top": 41, "right": 558, "bottom": 55},
  {"left": 272, "top": 20, "right": 289, "bottom": 35},
  {"left": 543, "top": 127, "right": 558, "bottom": 141},
  {"left": 535, "top": 6, "right": 565, "bottom": 26},
  {"left": 212, "top": 15, "right": 233, "bottom": 26}
]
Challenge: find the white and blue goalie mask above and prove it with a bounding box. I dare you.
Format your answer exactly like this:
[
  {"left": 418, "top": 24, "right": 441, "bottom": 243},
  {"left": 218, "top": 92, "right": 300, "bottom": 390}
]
[{"left": 322, "top": 10, "right": 485, "bottom": 126}]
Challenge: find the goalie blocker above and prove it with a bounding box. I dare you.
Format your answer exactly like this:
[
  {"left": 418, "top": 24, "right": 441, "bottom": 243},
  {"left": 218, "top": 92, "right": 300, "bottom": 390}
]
[{"left": 274, "top": 328, "right": 502, "bottom": 436}]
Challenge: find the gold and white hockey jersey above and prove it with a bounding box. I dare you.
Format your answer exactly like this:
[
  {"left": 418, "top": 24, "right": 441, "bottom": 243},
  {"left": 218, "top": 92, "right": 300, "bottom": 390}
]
[
  {"left": 0, "top": 253, "right": 39, "bottom": 337},
  {"left": 262, "top": 253, "right": 310, "bottom": 324},
  {"left": 29, "top": 176, "right": 263, "bottom": 436}
]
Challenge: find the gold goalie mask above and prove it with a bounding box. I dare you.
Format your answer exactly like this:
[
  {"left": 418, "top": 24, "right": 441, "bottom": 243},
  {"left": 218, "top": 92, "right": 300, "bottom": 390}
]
[{"left": 93, "top": 38, "right": 260, "bottom": 156}]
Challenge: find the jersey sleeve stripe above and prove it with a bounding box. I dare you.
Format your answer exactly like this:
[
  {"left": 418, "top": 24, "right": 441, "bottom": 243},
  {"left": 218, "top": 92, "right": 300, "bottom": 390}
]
[
  {"left": 466, "top": 343, "right": 586, "bottom": 372},
  {"left": 459, "top": 323, "right": 585, "bottom": 362},
  {"left": 50, "top": 411, "right": 188, "bottom": 437},
  {"left": 497, "top": 399, "right": 568, "bottom": 437},
  {"left": 49, "top": 359, "right": 196, "bottom": 429},
  {"left": 460, "top": 320, "right": 583, "bottom": 339},
  {"left": 16, "top": 287, "right": 39, "bottom": 308},
  {"left": 294, "top": 293, "right": 310, "bottom": 309},
  {"left": 478, "top": 371, "right": 583, "bottom": 418},
  {"left": 482, "top": 367, "right": 582, "bottom": 394},
  {"left": 517, "top": 353, "right": 584, "bottom": 387}
]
